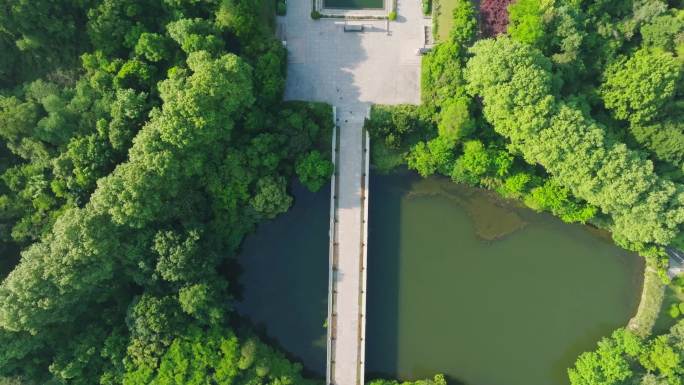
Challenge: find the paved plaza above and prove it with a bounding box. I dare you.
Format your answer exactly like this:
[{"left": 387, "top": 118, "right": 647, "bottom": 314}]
[
  {"left": 283, "top": 0, "right": 424, "bottom": 106},
  {"left": 278, "top": 2, "right": 425, "bottom": 384}
]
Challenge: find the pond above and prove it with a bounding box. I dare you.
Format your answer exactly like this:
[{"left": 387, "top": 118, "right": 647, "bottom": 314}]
[
  {"left": 236, "top": 172, "right": 643, "bottom": 385},
  {"left": 323, "top": 0, "right": 385, "bottom": 9}
]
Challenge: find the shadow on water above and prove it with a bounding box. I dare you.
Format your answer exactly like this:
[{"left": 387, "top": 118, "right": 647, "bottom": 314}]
[
  {"left": 234, "top": 181, "right": 330, "bottom": 376},
  {"left": 365, "top": 171, "right": 404, "bottom": 380}
]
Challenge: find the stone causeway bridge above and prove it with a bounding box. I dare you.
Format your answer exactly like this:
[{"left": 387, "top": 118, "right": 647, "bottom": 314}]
[{"left": 278, "top": 1, "right": 426, "bottom": 383}]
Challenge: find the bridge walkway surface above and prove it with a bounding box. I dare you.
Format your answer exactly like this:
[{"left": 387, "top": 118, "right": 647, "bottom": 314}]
[{"left": 328, "top": 104, "right": 370, "bottom": 385}]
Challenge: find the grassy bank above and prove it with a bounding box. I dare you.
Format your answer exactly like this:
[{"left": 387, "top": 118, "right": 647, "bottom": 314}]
[
  {"left": 627, "top": 268, "right": 666, "bottom": 338},
  {"left": 433, "top": 0, "right": 459, "bottom": 42}
]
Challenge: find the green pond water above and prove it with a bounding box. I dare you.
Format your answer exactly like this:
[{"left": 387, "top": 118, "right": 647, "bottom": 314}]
[
  {"left": 236, "top": 172, "right": 643, "bottom": 385},
  {"left": 324, "top": 0, "right": 384, "bottom": 9}
]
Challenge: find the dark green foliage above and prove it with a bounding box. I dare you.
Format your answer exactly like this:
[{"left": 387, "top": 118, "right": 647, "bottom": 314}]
[
  {"left": 0, "top": 1, "right": 331, "bottom": 384},
  {"left": 366, "top": 105, "right": 433, "bottom": 151},
  {"left": 86, "top": 0, "right": 166, "bottom": 57},
  {"left": 277, "top": 0, "right": 287, "bottom": 16},
  {"left": 630, "top": 120, "right": 684, "bottom": 168},
  {"left": 0, "top": 0, "right": 90, "bottom": 86},
  {"left": 134, "top": 33, "right": 171, "bottom": 63}
]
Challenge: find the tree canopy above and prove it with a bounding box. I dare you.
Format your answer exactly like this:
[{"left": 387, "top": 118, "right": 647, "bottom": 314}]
[{"left": 0, "top": 0, "right": 335, "bottom": 384}]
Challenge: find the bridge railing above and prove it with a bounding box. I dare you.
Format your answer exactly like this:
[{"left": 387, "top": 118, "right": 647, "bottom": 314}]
[
  {"left": 326, "top": 106, "right": 339, "bottom": 385},
  {"left": 357, "top": 115, "right": 370, "bottom": 385}
]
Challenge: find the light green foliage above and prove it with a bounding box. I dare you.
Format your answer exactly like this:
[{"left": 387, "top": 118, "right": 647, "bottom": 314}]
[
  {"left": 421, "top": 41, "right": 467, "bottom": 109},
  {"left": 153, "top": 229, "right": 207, "bottom": 283},
  {"left": 91, "top": 51, "right": 254, "bottom": 228},
  {"left": 508, "top": 0, "right": 545, "bottom": 45},
  {"left": 466, "top": 37, "right": 684, "bottom": 247},
  {"left": 450, "top": 140, "right": 513, "bottom": 186},
  {"left": 0, "top": 208, "right": 117, "bottom": 334},
  {"left": 124, "top": 326, "right": 316, "bottom": 385},
  {"left": 449, "top": 0, "right": 477, "bottom": 46},
  {"left": 508, "top": 0, "right": 586, "bottom": 85},
  {"left": 640, "top": 13, "right": 684, "bottom": 52},
  {"left": 524, "top": 179, "right": 597, "bottom": 224},
  {"left": 437, "top": 97, "right": 475, "bottom": 142},
  {"left": 0, "top": 377, "right": 25, "bottom": 385},
  {"left": 178, "top": 281, "right": 227, "bottom": 324},
  {"left": 570, "top": 324, "right": 684, "bottom": 385},
  {"left": 296, "top": 150, "right": 333, "bottom": 192},
  {"left": 407, "top": 136, "right": 456, "bottom": 177},
  {"left": 368, "top": 374, "right": 447, "bottom": 385},
  {"left": 640, "top": 336, "right": 682, "bottom": 381},
  {"left": 568, "top": 329, "right": 638, "bottom": 385},
  {"left": 499, "top": 172, "right": 536, "bottom": 199},
  {"left": 669, "top": 304, "right": 681, "bottom": 319},
  {"left": 166, "top": 19, "right": 224, "bottom": 55},
  {"left": 450, "top": 140, "right": 494, "bottom": 184},
  {"left": 601, "top": 48, "right": 681, "bottom": 124}
]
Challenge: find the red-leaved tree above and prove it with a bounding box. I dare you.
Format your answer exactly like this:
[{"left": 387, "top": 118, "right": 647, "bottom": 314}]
[{"left": 480, "top": 0, "right": 515, "bottom": 37}]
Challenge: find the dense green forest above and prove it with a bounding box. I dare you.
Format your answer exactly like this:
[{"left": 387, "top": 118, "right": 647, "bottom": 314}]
[
  {"left": 365, "top": 0, "right": 684, "bottom": 382},
  {"left": 0, "top": 0, "right": 346, "bottom": 383}
]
